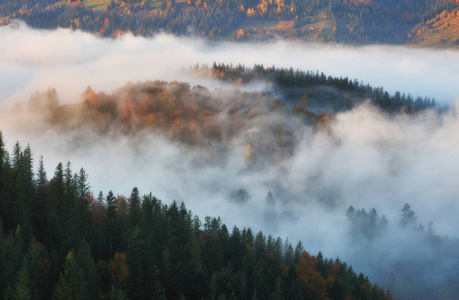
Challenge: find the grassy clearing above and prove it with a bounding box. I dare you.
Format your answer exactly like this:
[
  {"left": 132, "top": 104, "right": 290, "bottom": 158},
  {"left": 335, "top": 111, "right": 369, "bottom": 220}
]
[
  {"left": 84, "top": 0, "right": 110, "bottom": 11},
  {"left": 150, "top": 0, "right": 163, "bottom": 9}
]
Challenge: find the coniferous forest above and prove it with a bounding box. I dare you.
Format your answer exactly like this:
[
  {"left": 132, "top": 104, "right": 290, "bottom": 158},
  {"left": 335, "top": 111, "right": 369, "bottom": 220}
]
[{"left": 0, "top": 131, "right": 393, "bottom": 299}]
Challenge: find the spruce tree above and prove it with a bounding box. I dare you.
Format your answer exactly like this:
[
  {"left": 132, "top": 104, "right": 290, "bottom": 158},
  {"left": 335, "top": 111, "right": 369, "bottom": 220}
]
[{"left": 53, "top": 251, "right": 87, "bottom": 300}]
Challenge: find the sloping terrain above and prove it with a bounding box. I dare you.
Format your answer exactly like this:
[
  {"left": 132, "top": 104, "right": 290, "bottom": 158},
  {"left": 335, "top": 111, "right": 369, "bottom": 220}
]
[{"left": 1, "top": 0, "right": 458, "bottom": 46}]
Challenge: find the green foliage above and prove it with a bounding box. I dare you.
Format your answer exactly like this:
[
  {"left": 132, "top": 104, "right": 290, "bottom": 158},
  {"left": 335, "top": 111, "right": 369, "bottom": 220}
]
[
  {"left": 8, "top": 266, "right": 31, "bottom": 300},
  {"left": 0, "top": 134, "right": 394, "bottom": 300},
  {"left": 53, "top": 251, "right": 88, "bottom": 300}
]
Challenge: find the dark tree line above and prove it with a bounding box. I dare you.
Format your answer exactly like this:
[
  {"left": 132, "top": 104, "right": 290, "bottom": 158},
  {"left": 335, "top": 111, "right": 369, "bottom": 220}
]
[
  {"left": 0, "top": 131, "right": 393, "bottom": 299},
  {"left": 199, "top": 63, "right": 438, "bottom": 114}
]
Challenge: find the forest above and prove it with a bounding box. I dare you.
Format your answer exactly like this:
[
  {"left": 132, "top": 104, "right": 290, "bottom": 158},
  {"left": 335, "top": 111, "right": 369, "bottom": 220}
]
[
  {"left": 0, "top": 132, "right": 394, "bottom": 299},
  {"left": 1, "top": 0, "right": 459, "bottom": 46},
  {"left": 192, "top": 63, "right": 438, "bottom": 113},
  {"left": 19, "top": 66, "right": 438, "bottom": 172}
]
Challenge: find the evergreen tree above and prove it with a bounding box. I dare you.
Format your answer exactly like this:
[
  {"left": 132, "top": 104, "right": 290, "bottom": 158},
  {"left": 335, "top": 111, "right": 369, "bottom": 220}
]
[
  {"left": 33, "top": 156, "right": 47, "bottom": 238},
  {"left": 399, "top": 203, "right": 418, "bottom": 229},
  {"left": 8, "top": 265, "right": 31, "bottom": 300},
  {"left": 128, "top": 187, "right": 140, "bottom": 227},
  {"left": 105, "top": 191, "right": 118, "bottom": 258},
  {"left": 74, "top": 239, "right": 99, "bottom": 298},
  {"left": 53, "top": 251, "right": 88, "bottom": 300},
  {"left": 294, "top": 241, "right": 304, "bottom": 263}
]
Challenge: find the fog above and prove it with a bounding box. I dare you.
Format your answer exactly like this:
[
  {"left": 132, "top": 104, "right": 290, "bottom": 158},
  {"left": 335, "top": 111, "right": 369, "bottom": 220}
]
[
  {"left": 1, "top": 22, "right": 459, "bottom": 299},
  {"left": 2, "top": 21, "right": 459, "bottom": 105}
]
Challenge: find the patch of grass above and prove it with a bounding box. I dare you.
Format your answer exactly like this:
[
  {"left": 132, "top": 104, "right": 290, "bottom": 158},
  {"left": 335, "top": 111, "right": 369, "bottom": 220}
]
[
  {"left": 150, "top": 1, "right": 162, "bottom": 9},
  {"left": 84, "top": 0, "right": 110, "bottom": 11}
]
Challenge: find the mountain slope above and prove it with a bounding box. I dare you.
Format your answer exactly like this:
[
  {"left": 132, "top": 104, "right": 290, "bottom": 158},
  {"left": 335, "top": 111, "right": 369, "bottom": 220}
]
[{"left": 1, "top": 0, "right": 458, "bottom": 47}]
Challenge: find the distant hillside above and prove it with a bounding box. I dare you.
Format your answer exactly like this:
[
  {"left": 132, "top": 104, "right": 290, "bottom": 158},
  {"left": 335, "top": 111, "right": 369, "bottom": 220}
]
[
  {"left": 1, "top": 0, "right": 459, "bottom": 47},
  {"left": 410, "top": 6, "right": 459, "bottom": 47}
]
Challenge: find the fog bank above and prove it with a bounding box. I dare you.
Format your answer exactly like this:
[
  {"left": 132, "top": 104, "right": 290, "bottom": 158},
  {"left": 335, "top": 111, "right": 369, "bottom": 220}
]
[
  {"left": 2, "top": 22, "right": 459, "bottom": 299},
  {"left": 1, "top": 21, "right": 459, "bottom": 106}
]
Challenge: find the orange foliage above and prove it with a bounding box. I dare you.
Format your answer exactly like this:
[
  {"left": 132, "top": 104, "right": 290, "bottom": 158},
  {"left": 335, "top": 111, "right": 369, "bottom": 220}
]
[
  {"left": 236, "top": 28, "right": 245, "bottom": 38},
  {"left": 36, "top": 80, "right": 303, "bottom": 162},
  {"left": 109, "top": 252, "right": 130, "bottom": 289},
  {"left": 67, "top": 0, "right": 85, "bottom": 8},
  {"left": 257, "top": 0, "right": 268, "bottom": 15},
  {"left": 247, "top": 8, "right": 256, "bottom": 16},
  {"left": 296, "top": 252, "right": 328, "bottom": 300}
]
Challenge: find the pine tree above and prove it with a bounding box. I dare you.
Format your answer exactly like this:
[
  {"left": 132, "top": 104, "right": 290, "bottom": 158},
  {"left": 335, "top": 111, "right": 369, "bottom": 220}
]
[
  {"left": 53, "top": 251, "right": 87, "bottom": 300},
  {"left": 33, "top": 157, "right": 47, "bottom": 237},
  {"left": 399, "top": 203, "right": 418, "bottom": 229},
  {"left": 128, "top": 187, "right": 140, "bottom": 227},
  {"left": 294, "top": 241, "right": 304, "bottom": 263},
  {"left": 105, "top": 191, "right": 118, "bottom": 258},
  {"left": 9, "top": 265, "right": 31, "bottom": 300},
  {"left": 74, "top": 239, "right": 99, "bottom": 298},
  {"left": 268, "top": 276, "right": 282, "bottom": 300}
]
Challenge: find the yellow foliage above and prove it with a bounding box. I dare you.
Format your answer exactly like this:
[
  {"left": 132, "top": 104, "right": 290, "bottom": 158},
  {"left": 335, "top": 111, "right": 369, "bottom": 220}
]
[
  {"left": 66, "top": 251, "right": 73, "bottom": 261},
  {"left": 15, "top": 224, "right": 21, "bottom": 236}
]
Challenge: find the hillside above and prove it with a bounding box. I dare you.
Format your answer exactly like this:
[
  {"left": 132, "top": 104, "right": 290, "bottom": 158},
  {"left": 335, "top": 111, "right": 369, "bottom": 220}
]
[
  {"left": 18, "top": 68, "right": 437, "bottom": 170},
  {"left": 3, "top": 68, "right": 459, "bottom": 299},
  {"left": 410, "top": 7, "right": 459, "bottom": 47},
  {"left": 1, "top": 0, "right": 459, "bottom": 46},
  {"left": 0, "top": 132, "right": 394, "bottom": 299}
]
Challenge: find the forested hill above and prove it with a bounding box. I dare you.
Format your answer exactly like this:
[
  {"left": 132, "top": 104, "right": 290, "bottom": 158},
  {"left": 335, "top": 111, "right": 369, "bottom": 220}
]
[
  {"left": 19, "top": 71, "right": 437, "bottom": 168},
  {"left": 0, "top": 132, "right": 393, "bottom": 299},
  {"left": 193, "top": 63, "right": 438, "bottom": 114},
  {"left": 1, "top": 0, "right": 459, "bottom": 47}
]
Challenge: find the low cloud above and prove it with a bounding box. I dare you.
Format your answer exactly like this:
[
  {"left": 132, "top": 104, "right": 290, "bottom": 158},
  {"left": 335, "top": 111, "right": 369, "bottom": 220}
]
[
  {"left": 1, "top": 22, "right": 459, "bottom": 299},
  {"left": 1, "top": 21, "right": 459, "bottom": 106}
]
